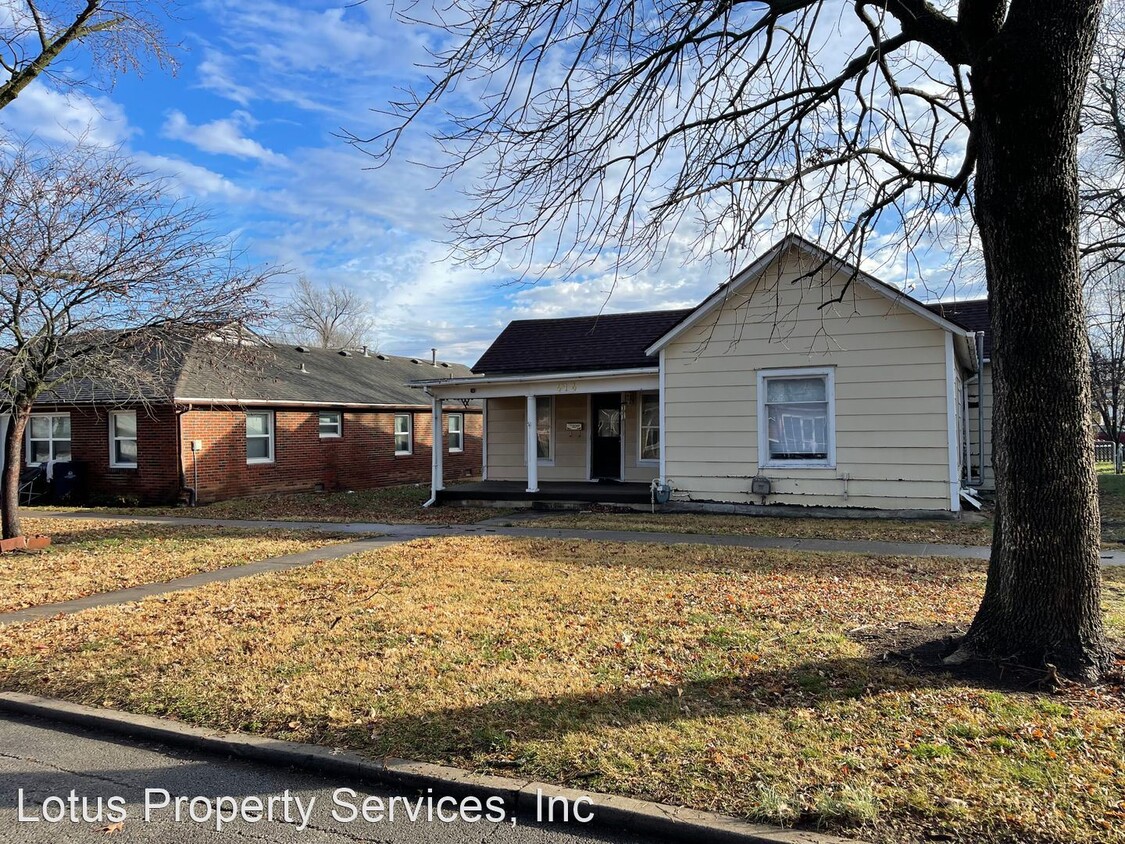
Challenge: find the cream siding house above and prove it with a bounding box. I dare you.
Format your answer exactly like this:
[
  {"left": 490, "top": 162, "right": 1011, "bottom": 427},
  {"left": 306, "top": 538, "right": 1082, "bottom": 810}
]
[{"left": 415, "top": 235, "right": 991, "bottom": 514}]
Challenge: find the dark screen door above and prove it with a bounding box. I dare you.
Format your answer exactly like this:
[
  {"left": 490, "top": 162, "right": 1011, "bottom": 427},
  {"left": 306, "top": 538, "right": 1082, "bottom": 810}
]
[{"left": 591, "top": 393, "right": 622, "bottom": 480}]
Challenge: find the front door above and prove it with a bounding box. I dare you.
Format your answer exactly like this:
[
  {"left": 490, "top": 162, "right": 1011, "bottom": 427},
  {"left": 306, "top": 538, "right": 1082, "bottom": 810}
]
[{"left": 591, "top": 393, "right": 622, "bottom": 480}]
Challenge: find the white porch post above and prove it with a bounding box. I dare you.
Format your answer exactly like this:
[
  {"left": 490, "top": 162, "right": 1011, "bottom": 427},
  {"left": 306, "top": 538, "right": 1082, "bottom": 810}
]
[
  {"left": 526, "top": 394, "right": 539, "bottom": 493},
  {"left": 431, "top": 392, "right": 444, "bottom": 496}
]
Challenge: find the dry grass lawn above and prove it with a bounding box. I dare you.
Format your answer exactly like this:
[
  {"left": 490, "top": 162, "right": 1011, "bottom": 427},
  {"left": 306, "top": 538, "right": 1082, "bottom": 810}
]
[
  {"left": 1, "top": 537, "right": 1122, "bottom": 844},
  {"left": 0, "top": 518, "right": 362, "bottom": 614},
  {"left": 35, "top": 484, "right": 508, "bottom": 525},
  {"left": 526, "top": 510, "right": 995, "bottom": 545}
]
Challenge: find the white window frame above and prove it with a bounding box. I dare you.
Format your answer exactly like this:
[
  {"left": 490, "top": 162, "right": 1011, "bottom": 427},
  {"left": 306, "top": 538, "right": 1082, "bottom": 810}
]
[
  {"left": 25, "top": 412, "right": 72, "bottom": 466},
  {"left": 109, "top": 410, "right": 138, "bottom": 469},
  {"left": 757, "top": 367, "right": 836, "bottom": 469},
  {"left": 246, "top": 410, "right": 275, "bottom": 465},
  {"left": 528, "top": 396, "right": 554, "bottom": 466},
  {"left": 448, "top": 412, "right": 464, "bottom": 453},
  {"left": 394, "top": 413, "right": 413, "bottom": 456},
  {"left": 638, "top": 391, "right": 660, "bottom": 464},
  {"left": 318, "top": 410, "right": 342, "bottom": 439}
]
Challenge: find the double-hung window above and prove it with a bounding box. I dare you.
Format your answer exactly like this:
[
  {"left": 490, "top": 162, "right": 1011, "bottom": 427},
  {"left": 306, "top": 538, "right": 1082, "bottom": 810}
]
[
  {"left": 758, "top": 368, "right": 835, "bottom": 467},
  {"left": 394, "top": 413, "right": 413, "bottom": 455},
  {"left": 319, "top": 410, "right": 342, "bottom": 438},
  {"left": 246, "top": 411, "right": 275, "bottom": 464},
  {"left": 448, "top": 413, "right": 464, "bottom": 453},
  {"left": 639, "top": 392, "right": 660, "bottom": 462},
  {"left": 27, "top": 413, "right": 71, "bottom": 465},
  {"left": 109, "top": 410, "right": 138, "bottom": 468}
]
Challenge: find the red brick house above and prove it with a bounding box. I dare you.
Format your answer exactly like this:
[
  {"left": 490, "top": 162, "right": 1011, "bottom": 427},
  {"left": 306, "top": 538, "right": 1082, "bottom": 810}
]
[{"left": 3, "top": 339, "right": 482, "bottom": 505}]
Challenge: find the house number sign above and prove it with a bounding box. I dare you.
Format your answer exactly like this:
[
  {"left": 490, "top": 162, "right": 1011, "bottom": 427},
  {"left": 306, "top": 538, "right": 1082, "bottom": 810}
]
[{"left": 555, "top": 381, "right": 578, "bottom": 393}]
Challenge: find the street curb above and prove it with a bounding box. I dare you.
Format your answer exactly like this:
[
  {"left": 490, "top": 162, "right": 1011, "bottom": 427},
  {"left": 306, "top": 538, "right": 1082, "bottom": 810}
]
[{"left": 0, "top": 692, "right": 862, "bottom": 844}]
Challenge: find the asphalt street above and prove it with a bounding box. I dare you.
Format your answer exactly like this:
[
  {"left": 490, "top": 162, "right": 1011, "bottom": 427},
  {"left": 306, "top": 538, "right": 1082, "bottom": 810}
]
[{"left": 0, "top": 714, "right": 654, "bottom": 843}]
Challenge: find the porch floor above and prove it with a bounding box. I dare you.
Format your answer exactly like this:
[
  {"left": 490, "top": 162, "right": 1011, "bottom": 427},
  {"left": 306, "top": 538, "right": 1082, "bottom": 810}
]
[{"left": 438, "top": 480, "right": 651, "bottom": 506}]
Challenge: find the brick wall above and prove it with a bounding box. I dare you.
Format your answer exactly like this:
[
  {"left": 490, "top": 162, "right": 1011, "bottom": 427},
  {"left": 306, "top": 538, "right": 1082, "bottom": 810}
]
[
  {"left": 33, "top": 404, "right": 182, "bottom": 504},
  {"left": 180, "top": 406, "right": 483, "bottom": 504}
]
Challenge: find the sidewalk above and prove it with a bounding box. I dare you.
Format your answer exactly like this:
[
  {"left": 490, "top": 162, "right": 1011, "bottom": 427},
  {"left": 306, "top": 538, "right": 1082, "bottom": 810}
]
[{"left": 31, "top": 508, "right": 1125, "bottom": 565}]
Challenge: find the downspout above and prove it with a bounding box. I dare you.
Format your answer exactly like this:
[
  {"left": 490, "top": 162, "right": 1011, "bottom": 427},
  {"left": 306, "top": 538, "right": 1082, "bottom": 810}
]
[
  {"left": 422, "top": 388, "right": 438, "bottom": 508},
  {"left": 975, "top": 331, "right": 986, "bottom": 485},
  {"left": 175, "top": 403, "right": 196, "bottom": 507}
]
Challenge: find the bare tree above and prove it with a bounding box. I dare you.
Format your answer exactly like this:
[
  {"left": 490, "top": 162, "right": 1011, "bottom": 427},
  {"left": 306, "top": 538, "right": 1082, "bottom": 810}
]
[
  {"left": 359, "top": 1, "right": 1111, "bottom": 678},
  {"left": 0, "top": 139, "right": 271, "bottom": 538},
  {"left": 282, "top": 276, "right": 375, "bottom": 350},
  {"left": 0, "top": 0, "right": 170, "bottom": 110},
  {"left": 1088, "top": 268, "right": 1125, "bottom": 471}
]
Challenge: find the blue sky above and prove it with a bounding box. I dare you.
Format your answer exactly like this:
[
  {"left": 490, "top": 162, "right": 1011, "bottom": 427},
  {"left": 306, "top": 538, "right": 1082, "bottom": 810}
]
[{"left": 0, "top": 0, "right": 983, "bottom": 363}]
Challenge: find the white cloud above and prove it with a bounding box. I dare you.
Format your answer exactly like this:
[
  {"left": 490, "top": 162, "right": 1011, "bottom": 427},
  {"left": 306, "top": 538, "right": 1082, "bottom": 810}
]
[
  {"left": 132, "top": 151, "right": 251, "bottom": 202},
  {"left": 162, "top": 109, "right": 286, "bottom": 164},
  {"left": 0, "top": 83, "right": 132, "bottom": 147}
]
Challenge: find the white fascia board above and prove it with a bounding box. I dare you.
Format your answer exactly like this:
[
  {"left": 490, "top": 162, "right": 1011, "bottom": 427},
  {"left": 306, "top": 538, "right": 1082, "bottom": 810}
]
[
  {"left": 645, "top": 233, "right": 976, "bottom": 356},
  {"left": 417, "top": 368, "right": 660, "bottom": 400}
]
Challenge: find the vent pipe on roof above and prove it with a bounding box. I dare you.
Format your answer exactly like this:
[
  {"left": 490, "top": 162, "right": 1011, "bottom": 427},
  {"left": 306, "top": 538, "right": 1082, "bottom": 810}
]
[
  {"left": 362, "top": 345, "right": 369, "bottom": 357},
  {"left": 298, "top": 362, "right": 307, "bottom": 373},
  {"left": 431, "top": 348, "right": 437, "bottom": 366}
]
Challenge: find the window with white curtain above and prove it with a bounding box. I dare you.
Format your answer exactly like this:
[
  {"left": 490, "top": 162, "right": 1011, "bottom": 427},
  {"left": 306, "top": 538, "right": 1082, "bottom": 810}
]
[{"left": 758, "top": 369, "right": 835, "bottom": 467}]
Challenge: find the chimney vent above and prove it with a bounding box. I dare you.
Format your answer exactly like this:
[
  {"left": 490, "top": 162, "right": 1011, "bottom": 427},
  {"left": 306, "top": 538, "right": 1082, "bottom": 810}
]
[
  {"left": 298, "top": 362, "right": 308, "bottom": 373},
  {"left": 431, "top": 348, "right": 437, "bottom": 366},
  {"left": 362, "top": 345, "right": 369, "bottom": 357}
]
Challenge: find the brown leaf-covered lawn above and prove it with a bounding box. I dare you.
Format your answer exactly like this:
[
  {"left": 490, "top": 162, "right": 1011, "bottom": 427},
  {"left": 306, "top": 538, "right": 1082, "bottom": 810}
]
[
  {"left": 33, "top": 484, "right": 509, "bottom": 525},
  {"left": 525, "top": 510, "right": 995, "bottom": 545},
  {"left": 0, "top": 518, "right": 363, "bottom": 614},
  {"left": 1, "top": 537, "right": 1122, "bottom": 843}
]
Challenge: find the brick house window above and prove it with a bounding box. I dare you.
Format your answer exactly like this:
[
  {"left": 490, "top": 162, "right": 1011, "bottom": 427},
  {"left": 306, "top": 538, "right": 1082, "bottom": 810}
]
[
  {"left": 319, "top": 410, "right": 342, "bottom": 438},
  {"left": 448, "top": 413, "right": 464, "bottom": 453},
  {"left": 246, "top": 411, "right": 275, "bottom": 464},
  {"left": 109, "top": 410, "right": 138, "bottom": 468},
  {"left": 26, "top": 413, "right": 71, "bottom": 465},
  {"left": 394, "top": 413, "right": 412, "bottom": 456}
]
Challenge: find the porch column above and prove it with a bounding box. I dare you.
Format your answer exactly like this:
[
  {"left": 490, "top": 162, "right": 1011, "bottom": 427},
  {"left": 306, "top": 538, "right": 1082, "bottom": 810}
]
[
  {"left": 431, "top": 392, "right": 444, "bottom": 497},
  {"left": 526, "top": 394, "right": 539, "bottom": 493}
]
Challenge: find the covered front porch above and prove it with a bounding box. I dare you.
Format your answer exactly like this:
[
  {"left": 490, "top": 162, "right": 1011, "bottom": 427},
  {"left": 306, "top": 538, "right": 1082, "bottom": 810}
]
[{"left": 413, "top": 367, "right": 662, "bottom": 506}]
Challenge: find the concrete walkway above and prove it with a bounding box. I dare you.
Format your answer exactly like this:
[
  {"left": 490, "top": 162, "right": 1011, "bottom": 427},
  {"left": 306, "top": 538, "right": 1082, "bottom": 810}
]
[
  {"left": 8, "top": 510, "right": 1121, "bottom": 626},
  {"left": 0, "top": 535, "right": 409, "bottom": 626},
  {"left": 31, "top": 509, "right": 1125, "bottom": 566}
]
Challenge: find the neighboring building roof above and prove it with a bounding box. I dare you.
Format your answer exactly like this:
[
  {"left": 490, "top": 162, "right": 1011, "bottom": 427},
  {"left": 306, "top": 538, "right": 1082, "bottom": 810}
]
[
  {"left": 924, "top": 299, "right": 992, "bottom": 360},
  {"left": 472, "top": 309, "right": 693, "bottom": 375},
  {"left": 176, "top": 343, "right": 475, "bottom": 406},
  {"left": 33, "top": 333, "right": 475, "bottom": 408}
]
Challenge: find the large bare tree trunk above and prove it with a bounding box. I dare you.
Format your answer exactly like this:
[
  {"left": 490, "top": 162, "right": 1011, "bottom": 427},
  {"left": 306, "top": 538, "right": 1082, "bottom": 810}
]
[
  {"left": 2, "top": 405, "right": 29, "bottom": 539},
  {"left": 960, "top": 0, "right": 1112, "bottom": 680}
]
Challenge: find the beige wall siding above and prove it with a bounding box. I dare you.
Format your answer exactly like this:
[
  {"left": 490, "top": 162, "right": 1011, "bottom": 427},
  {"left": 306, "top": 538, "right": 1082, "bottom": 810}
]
[
  {"left": 967, "top": 363, "right": 994, "bottom": 490},
  {"left": 484, "top": 391, "right": 659, "bottom": 483},
  {"left": 662, "top": 245, "right": 955, "bottom": 510}
]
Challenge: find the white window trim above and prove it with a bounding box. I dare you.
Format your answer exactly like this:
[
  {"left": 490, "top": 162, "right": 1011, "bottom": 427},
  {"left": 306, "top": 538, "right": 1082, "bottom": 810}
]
[
  {"left": 246, "top": 410, "right": 275, "bottom": 465},
  {"left": 529, "top": 396, "right": 554, "bottom": 466},
  {"left": 448, "top": 412, "right": 464, "bottom": 453},
  {"left": 757, "top": 367, "right": 836, "bottom": 469},
  {"left": 25, "top": 412, "right": 71, "bottom": 467},
  {"left": 318, "top": 410, "right": 342, "bottom": 439},
  {"left": 109, "top": 410, "right": 138, "bottom": 469},
  {"left": 637, "top": 391, "right": 660, "bottom": 464},
  {"left": 394, "top": 413, "right": 413, "bottom": 456}
]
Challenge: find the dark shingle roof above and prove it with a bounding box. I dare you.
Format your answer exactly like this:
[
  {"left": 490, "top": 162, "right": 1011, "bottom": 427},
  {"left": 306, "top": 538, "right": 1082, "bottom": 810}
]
[
  {"left": 472, "top": 309, "right": 693, "bottom": 375},
  {"left": 924, "top": 299, "right": 991, "bottom": 359},
  {"left": 31, "top": 332, "right": 474, "bottom": 407},
  {"left": 176, "top": 344, "right": 473, "bottom": 406}
]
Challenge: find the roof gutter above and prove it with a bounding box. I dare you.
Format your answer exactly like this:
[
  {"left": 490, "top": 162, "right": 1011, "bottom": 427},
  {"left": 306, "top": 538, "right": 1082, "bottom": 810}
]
[{"left": 409, "top": 366, "right": 659, "bottom": 389}]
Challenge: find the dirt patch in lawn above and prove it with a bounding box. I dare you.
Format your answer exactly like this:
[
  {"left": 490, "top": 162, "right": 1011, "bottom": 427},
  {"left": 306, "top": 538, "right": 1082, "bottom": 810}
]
[
  {"left": 34, "top": 484, "right": 510, "bottom": 525},
  {"left": 1, "top": 538, "right": 1123, "bottom": 844},
  {"left": 526, "top": 508, "right": 995, "bottom": 545},
  {"left": 0, "top": 518, "right": 364, "bottom": 613}
]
